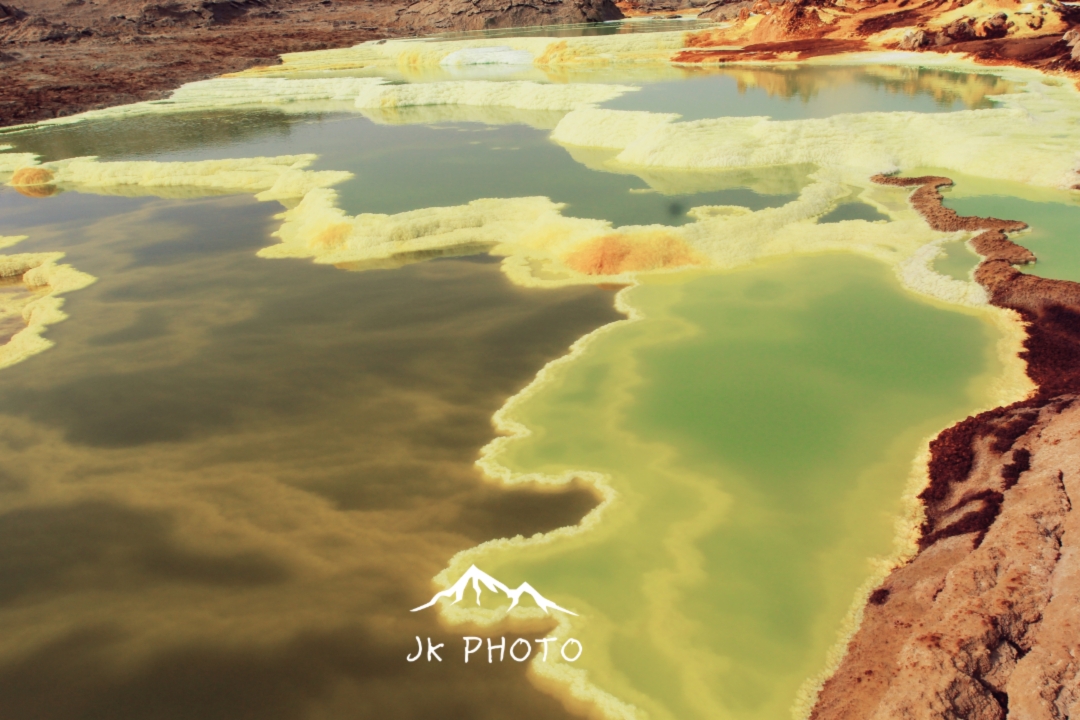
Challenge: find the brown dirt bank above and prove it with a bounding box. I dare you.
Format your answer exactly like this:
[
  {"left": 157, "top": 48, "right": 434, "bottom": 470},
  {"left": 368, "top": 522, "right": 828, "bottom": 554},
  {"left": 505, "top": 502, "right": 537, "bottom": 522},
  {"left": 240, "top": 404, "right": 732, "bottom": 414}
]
[
  {"left": 0, "top": 0, "right": 622, "bottom": 128},
  {"left": 810, "top": 175, "right": 1080, "bottom": 720},
  {"left": 0, "top": 0, "right": 390, "bottom": 126}
]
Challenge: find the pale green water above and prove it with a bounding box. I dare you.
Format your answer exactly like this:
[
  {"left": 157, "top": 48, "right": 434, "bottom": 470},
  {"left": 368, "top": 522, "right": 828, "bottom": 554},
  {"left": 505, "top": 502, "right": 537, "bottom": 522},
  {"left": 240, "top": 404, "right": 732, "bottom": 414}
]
[
  {"left": 600, "top": 65, "right": 1017, "bottom": 120},
  {"left": 481, "top": 254, "right": 1001, "bottom": 720},
  {"left": 906, "top": 168, "right": 1080, "bottom": 283},
  {"left": 3, "top": 116, "right": 805, "bottom": 227},
  {"left": 818, "top": 200, "right": 889, "bottom": 224},
  {"left": 934, "top": 239, "right": 982, "bottom": 281}
]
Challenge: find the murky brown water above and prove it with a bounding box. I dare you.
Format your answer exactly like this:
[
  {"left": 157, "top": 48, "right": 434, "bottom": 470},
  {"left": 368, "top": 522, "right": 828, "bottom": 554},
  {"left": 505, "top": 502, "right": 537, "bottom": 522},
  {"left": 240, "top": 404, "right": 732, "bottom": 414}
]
[{"left": 0, "top": 188, "right": 621, "bottom": 720}]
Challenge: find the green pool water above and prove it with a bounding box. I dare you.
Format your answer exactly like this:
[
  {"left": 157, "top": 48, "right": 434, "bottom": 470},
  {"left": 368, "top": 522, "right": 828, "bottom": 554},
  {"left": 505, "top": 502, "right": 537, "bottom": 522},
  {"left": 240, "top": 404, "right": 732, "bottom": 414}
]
[
  {"left": 934, "top": 239, "right": 982, "bottom": 281},
  {"left": 480, "top": 254, "right": 1001, "bottom": 720},
  {"left": 599, "top": 65, "right": 1017, "bottom": 121}
]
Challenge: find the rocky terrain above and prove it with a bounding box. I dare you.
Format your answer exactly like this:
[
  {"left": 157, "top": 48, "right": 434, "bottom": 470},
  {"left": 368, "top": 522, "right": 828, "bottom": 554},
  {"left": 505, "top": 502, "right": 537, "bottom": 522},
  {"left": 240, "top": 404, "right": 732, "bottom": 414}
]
[
  {"left": 677, "top": 0, "right": 1080, "bottom": 68},
  {"left": 0, "top": 0, "right": 623, "bottom": 126},
  {"left": 810, "top": 176, "right": 1080, "bottom": 720}
]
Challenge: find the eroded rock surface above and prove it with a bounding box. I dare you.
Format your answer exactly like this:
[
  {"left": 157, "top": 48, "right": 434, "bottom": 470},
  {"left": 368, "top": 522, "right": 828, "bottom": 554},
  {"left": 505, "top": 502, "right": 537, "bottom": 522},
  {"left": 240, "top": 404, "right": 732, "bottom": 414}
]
[
  {"left": 677, "top": 0, "right": 1080, "bottom": 71},
  {"left": 812, "top": 175, "right": 1080, "bottom": 720},
  {"left": 813, "top": 399, "right": 1080, "bottom": 720},
  {"left": 697, "top": 0, "right": 755, "bottom": 22}
]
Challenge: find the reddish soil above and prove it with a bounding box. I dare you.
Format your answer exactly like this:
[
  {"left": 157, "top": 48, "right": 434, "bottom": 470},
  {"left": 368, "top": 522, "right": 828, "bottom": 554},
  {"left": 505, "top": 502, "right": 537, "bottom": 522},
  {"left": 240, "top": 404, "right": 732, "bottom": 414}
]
[
  {"left": 681, "top": 0, "right": 1080, "bottom": 81},
  {"left": 674, "top": 31, "right": 1080, "bottom": 73},
  {"left": 8, "top": 0, "right": 1080, "bottom": 712},
  {"left": 6, "top": 0, "right": 1080, "bottom": 128}
]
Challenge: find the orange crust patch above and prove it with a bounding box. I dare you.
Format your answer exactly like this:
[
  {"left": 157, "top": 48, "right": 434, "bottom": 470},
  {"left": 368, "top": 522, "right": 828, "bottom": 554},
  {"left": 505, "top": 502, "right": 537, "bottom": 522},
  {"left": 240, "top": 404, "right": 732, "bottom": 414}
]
[
  {"left": 11, "top": 167, "right": 55, "bottom": 187},
  {"left": 309, "top": 223, "right": 352, "bottom": 251},
  {"left": 10, "top": 168, "right": 58, "bottom": 198},
  {"left": 563, "top": 233, "right": 704, "bottom": 276}
]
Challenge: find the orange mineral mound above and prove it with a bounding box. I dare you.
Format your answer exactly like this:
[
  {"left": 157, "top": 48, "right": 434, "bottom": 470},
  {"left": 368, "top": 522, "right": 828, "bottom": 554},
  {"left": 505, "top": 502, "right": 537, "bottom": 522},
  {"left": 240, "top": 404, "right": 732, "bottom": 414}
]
[
  {"left": 563, "top": 232, "right": 703, "bottom": 276},
  {"left": 308, "top": 222, "right": 352, "bottom": 251},
  {"left": 11, "top": 167, "right": 54, "bottom": 187},
  {"left": 10, "top": 167, "right": 58, "bottom": 198}
]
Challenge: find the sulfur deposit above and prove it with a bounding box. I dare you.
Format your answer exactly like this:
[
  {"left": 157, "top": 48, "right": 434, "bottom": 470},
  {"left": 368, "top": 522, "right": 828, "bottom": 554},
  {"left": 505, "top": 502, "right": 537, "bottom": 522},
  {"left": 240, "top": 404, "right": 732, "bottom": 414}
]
[{"left": 0, "top": 236, "right": 95, "bottom": 370}]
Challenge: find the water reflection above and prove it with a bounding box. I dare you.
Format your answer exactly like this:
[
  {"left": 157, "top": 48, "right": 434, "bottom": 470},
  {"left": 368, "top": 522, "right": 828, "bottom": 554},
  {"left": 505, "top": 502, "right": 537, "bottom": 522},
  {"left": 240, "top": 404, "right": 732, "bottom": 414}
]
[
  {"left": 4, "top": 116, "right": 806, "bottom": 227},
  {"left": 726, "top": 65, "right": 1015, "bottom": 108},
  {"left": 7, "top": 110, "right": 301, "bottom": 164},
  {"left": 0, "top": 278, "right": 36, "bottom": 344},
  {"left": 601, "top": 65, "right": 1017, "bottom": 120},
  {"left": 0, "top": 193, "right": 620, "bottom": 720}
]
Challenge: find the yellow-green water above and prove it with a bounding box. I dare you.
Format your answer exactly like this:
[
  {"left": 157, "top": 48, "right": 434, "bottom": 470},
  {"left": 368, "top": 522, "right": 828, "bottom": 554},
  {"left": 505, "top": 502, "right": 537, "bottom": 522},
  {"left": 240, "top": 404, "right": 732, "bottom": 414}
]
[{"left": 478, "top": 254, "right": 1002, "bottom": 720}]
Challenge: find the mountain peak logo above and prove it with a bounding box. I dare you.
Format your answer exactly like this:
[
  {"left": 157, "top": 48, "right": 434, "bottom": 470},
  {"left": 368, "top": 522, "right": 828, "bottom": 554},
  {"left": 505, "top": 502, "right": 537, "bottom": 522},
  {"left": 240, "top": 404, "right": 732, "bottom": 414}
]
[{"left": 412, "top": 564, "right": 577, "bottom": 616}]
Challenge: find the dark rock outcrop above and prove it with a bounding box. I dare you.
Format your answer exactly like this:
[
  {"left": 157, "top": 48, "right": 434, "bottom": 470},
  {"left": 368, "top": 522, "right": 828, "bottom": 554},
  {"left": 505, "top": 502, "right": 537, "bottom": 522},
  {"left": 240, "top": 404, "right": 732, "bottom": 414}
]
[{"left": 0, "top": 3, "right": 26, "bottom": 23}]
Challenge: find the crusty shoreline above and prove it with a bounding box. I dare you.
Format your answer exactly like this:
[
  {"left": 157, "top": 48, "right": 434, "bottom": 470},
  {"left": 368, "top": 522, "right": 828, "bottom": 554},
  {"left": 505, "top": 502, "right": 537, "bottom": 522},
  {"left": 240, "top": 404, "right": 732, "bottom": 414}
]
[{"left": 810, "top": 175, "right": 1080, "bottom": 720}]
